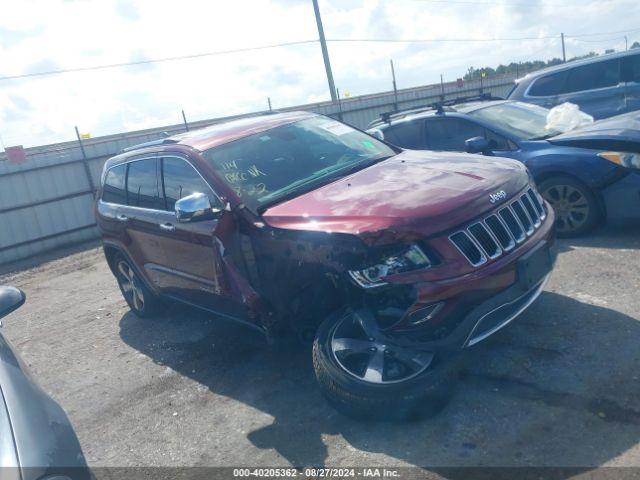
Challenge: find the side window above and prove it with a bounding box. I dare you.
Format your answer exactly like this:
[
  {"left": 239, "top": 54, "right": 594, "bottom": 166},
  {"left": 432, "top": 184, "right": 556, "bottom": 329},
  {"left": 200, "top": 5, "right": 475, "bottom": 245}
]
[
  {"left": 381, "top": 121, "right": 426, "bottom": 149},
  {"left": 622, "top": 54, "right": 640, "bottom": 83},
  {"left": 126, "top": 158, "right": 161, "bottom": 209},
  {"left": 485, "top": 129, "right": 512, "bottom": 151},
  {"left": 425, "top": 117, "right": 485, "bottom": 151},
  {"left": 161, "top": 157, "right": 216, "bottom": 211},
  {"left": 101, "top": 164, "right": 127, "bottom": 204},
  {"left": 528, "top": 71, "right": 568, "bottom": 97},
  {"left": 564, "top": 59, "right": 620, "bottom": 93}
]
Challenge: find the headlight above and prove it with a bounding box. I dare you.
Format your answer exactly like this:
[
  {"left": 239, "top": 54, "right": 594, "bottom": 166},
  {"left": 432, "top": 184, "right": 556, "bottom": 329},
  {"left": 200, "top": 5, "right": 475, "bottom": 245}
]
[
  {"left": 348, "top": 244, "right": 433, "bottom": 288},
  {"left": 598, "top": 151, "right": 640, "bottom": 170}
]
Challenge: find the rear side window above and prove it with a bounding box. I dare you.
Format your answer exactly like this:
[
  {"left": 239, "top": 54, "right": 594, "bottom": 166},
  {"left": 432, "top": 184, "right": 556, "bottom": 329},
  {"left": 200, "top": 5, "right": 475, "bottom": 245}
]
[
  {"left": 426, "top": 118, "right": 485, "bottom": 151},
  {"left": 528, "top": 71, "right": 568, "bottom": 97},
  {"left": 102, "top": 164, "right": 127, "bottom": 204},
  {"left": 382, "top": 121, "right": 426, "bottom": 149},
  {"left": 126, "top": 158, "right": 161, "bottom": 209},
  {"left": 161, "top": 157, "right": 215, "bottom": 211},
  {"left": 622, "top": 54, "right": 640, "bottom": 83},
  {"left": 564, "top": 58, "right": 620, "bottom": 93}
]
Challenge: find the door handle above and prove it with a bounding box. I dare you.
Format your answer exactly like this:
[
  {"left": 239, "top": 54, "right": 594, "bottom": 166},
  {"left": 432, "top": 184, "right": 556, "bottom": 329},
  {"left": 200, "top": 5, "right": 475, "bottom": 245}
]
[
  {"left": 116, "top": 214, "right": 128, "bottom": 222},
  {"left": 159, "top": 222, "right": 176, "bottom": 232}
]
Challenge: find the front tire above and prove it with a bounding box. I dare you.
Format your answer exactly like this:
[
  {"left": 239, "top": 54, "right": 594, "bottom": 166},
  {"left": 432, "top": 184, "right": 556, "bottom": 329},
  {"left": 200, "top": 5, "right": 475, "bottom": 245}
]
[
  {"left": 312, "top": 309, "right": 462, "bottom": 421},
  {"left": 113, "top": 253, "right": 162, "bottom": 318},
  {"left": 539, "top": 175, "right": 600, "bottom": 237}
]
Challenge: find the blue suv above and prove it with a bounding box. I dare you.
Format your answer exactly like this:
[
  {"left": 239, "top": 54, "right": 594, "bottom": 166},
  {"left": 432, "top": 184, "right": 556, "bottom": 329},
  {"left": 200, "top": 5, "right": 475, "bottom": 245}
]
[{"left": 508, "top": 50, "right": 640, "bottom": 120}]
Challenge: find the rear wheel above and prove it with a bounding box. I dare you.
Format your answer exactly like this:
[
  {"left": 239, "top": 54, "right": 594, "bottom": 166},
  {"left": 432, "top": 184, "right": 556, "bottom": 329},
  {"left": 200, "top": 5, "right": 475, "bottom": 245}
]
[
  {"left": 113, "top": 253, "right": 162, "bottom": 318},
  {"left": 313, "top": 308, "right": 463, "bottom": 421},
  {"left": 539, "top": 175, "right": 600, "bottom": 237}
]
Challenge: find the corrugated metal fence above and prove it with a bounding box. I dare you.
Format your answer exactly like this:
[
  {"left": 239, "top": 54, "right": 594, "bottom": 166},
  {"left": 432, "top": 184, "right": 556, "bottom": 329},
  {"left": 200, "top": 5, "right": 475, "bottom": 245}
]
[{"left": 0, "top": 73, "right": 517, "bottom": 265}]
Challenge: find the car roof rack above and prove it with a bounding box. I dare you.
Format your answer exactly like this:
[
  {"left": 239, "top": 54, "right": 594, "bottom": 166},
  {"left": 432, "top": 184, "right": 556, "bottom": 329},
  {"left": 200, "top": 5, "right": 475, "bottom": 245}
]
[
  {"left": 120, "top": 136, "right": 179, "bottom": 153},
  {"left": 371, "top": 92, "right": 504, "bottom": 128},
  {"left": 433, "top": 92, "right": 503, "bottom": 109}
]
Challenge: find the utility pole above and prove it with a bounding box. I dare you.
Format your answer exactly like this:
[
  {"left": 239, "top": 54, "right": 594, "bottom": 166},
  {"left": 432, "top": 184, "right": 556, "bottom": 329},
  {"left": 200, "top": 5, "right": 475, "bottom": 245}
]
[
  {"left": 181, "top": 110, "right": 189, "bottom": 131},
  {"left": 440, "top": 74, "right": 445, "bottom": 100},
  {"left": 312, "top": 0, "right": 337, "bottom": 103},
  {"left": 74, "top": 126, "right": 96, "bottom": 196},
  {"left": 267, "top": 97, "right": 272, "bottom": 111},
  {"left": 390, "top": 59, "right": 398, "bottom": 109},
  {"left": 625, "top": 35, "right": 628, "bottom": 51},
  {"left": 561, "top": 32, "right": 566, "bottom": 62}
]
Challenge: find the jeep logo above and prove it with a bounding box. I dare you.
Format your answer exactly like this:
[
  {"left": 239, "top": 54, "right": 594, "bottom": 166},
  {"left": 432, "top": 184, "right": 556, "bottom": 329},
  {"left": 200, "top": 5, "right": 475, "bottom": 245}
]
[{"left": 489, "top": 190, "right": 507, "bottom": 204}]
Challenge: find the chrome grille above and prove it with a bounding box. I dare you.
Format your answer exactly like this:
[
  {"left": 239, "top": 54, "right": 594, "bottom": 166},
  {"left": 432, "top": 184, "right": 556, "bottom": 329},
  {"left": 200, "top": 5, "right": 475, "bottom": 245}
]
[
  {"left": 512, "top": 201, "right": 533, "bottom": 234},
  {"left": 468, "top": 222, "right": 501, "bottom": 259},
  {"left": 449, "top": 232, "right": 486, "bottom": 266},
  {"left": 449, "top": 188, "right": 546, "bottom": 267},
  {"left": 528, "top": 188, "right": 546, "bottom": 219},
  {"left": 485, "top": 214, "right": 515, "bottom": 251}
]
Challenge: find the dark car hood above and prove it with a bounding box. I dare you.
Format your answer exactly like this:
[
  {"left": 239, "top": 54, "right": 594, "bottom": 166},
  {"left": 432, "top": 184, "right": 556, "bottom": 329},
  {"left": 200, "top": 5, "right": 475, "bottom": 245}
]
[
  {"left": 262, "top": 149, "right": 529, "bottom": 243},
  {"left": 549, "top": 110, "right": 640, "bottom": 149},
  {"left": 0, "top": 333, "right": 87, "bottom": 476}
]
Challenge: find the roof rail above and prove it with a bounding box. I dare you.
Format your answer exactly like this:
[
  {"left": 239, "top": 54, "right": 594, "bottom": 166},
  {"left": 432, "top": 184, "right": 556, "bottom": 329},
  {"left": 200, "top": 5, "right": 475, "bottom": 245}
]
[
  {"left": 373, "top": 104, "right": 442, "bottom": 127},
  {"left": 370, "top": 92, "right": 504, "bottom": 128},
  {"left": 121, "top": 137, "right": 179, "bottom": 153},
  {"left": 433, "top": 92, "right": 503, "bottom": 109}
]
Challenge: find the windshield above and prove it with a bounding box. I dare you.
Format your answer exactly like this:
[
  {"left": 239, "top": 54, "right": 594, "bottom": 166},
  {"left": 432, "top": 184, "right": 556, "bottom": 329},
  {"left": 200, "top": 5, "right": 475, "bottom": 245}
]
[
  {"left": 203, "top": 117, "right": 396, "bottom": 211},
  {"left": 469, "top": 101, "right": 561, "bottom": 140}
]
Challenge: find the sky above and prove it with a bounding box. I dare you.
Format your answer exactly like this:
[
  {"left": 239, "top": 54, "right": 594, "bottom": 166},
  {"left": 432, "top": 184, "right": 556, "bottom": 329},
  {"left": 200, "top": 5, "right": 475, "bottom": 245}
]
[{"left": 0, "top": 0, "right": 639, "bottom": 148}]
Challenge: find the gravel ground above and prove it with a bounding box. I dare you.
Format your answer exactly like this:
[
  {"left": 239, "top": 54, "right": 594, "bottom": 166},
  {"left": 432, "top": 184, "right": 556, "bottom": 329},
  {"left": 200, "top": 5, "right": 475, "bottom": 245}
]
[{"left": 1, "top": 226, "right": 639, "bottom": 470}]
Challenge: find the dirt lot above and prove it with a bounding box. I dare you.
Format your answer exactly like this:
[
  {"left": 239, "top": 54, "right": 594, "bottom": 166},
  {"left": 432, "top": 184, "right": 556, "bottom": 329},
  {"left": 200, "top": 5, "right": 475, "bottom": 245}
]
[{"left": 1, "top": 227, "right": 639, "bottom": 470}]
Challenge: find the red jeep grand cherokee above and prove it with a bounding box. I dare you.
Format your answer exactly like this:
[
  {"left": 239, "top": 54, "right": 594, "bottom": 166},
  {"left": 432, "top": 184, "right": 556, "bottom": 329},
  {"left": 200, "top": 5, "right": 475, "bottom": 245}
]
[{"left": 96, "top": 111, "right": 555, "bottom": 419}]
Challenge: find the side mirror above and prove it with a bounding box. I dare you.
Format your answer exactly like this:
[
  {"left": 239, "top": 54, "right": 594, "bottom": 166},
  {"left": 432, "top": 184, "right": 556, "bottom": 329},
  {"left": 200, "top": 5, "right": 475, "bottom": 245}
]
[
  {"left": 465, "top": 136, "right": 491, "bottom": 154},
  {"left": 175, "top": 192, "right": 223, "bottom": 223},
  {"left": 0, "top": 286, "right": 25, "bottom": 322}
]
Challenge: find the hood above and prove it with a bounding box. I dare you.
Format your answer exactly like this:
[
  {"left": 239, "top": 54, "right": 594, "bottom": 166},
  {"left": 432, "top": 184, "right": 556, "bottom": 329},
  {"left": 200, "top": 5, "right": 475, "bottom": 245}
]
[
  {"left": 549, "top": 111, "right": 640, "bottom": 151},
  {"left": 262, "top": 149, "right": 529, "bottom": 243}
]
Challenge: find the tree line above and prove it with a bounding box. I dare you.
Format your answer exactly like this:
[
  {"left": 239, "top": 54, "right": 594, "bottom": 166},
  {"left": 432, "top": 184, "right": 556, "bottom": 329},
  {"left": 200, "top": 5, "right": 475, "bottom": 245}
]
[{"left": 464, "top": 40, "right": 640, "bottom": 81}]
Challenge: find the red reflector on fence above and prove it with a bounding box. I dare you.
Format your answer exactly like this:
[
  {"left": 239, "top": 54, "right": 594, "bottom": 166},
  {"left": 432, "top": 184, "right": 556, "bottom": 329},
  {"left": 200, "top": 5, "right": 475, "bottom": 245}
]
[{"left": 5, "top": 145, "right": 27, "bottom": 164}]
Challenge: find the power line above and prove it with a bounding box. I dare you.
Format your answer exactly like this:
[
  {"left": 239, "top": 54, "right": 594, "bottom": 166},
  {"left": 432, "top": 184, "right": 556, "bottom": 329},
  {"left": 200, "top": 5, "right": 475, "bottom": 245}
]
[
  {"left": 571, "top": 36, "right": 627, "bottom": 43},
  {"left": 414, "top": 0, "right": 617, "bottom": 6},
  {"left": 566, "top": 27, "right": 640, "bottom": 38},
  {"left": 326, "top": 35, "right": 559, "bottom": 43},
  {"left": 1, "top": 26, "right": 638, "bottom": 82},
  {"left": 326, "top": 27, "right": 640, "bottom": 43},
  {"left": 0, "top": 40, "right": 317, "bottom": 81},
  {"left": 414, "top": 0, "right": 545, "bottom": 6}
]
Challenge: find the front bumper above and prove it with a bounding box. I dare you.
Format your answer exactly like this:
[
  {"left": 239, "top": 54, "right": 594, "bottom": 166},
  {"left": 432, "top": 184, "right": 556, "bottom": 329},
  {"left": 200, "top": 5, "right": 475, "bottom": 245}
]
[
  {"left": 384, "top": 205, "right": 556, "bottom": 351},
  {"left": 602, "top": 171, "right": 640, "bottom": 225}
]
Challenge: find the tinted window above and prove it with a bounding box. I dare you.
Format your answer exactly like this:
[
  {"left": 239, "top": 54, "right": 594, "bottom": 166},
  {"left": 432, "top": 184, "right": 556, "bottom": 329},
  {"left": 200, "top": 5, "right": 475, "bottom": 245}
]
[
  {"left": 622, "top": 54, "right": 640, "bottom": 83},
  {"left": 162, "top": 157, "right": 215, "bottom": 211},
  {"left": 426, "top": 118, "right": 485, "bottom": 151},
  {"left": 126, "top": 159, "right": 161, "bottom": 209},
  {"left": 528, "top": 71, "right": 568, "bottom": 97},
  {"left": 382, "top": 121, "right": 426, "bottom": 149},
  {"left": 102, "top": 164, "right": 127, "bottom": 204},
  {"left": 564, "top": 58, "right": 620, "bottom": 93}
]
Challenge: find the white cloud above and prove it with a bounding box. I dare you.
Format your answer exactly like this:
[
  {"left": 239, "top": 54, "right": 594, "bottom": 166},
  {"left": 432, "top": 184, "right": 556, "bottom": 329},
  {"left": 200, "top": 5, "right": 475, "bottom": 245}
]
[{"left": 0, "top": 0, "right": 638, "bottom": 147}]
